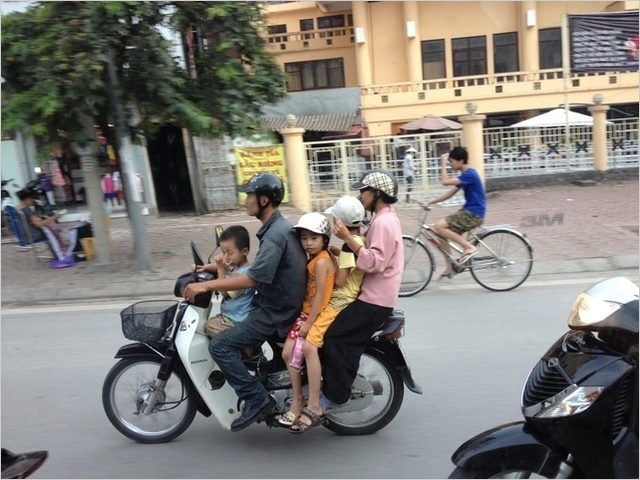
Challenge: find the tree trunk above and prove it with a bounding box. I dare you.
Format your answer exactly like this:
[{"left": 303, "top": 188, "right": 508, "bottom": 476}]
[{"left": 106, "top": 53, "right": 154, "bottom": 271}]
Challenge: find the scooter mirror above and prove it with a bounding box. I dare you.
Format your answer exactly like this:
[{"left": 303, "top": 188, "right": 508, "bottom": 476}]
[
  {"left": 215, "top": 225, "right": 224, "bottom": 247},
  {"left": 206, "top": 225, "right": 225, "bottom": 264},
  {"left": 190, "top": 241, "right": 205, "bottom": 267}
]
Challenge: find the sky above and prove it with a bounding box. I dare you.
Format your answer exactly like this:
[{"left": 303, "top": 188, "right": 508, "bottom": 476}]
[
  {"left": 0, "top": 1, "right": 34, "bottom": 15},
  {"left": 0, "top": 1, "right": 185, "bottom": 67}
]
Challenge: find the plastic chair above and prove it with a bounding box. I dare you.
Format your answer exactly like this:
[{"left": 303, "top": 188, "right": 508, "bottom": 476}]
[{"left": 3, "top": 205, "right": 54, "bottom": 263}]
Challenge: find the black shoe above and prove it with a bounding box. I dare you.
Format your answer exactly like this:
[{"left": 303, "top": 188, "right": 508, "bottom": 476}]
[{"left": 230, "top": 395, "right": 277, "bottom": 432}]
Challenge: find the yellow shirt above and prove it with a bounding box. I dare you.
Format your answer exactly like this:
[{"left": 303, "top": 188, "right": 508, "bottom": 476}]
[{"left": 329, "top": 235, "right": 366, "bottom": 312}]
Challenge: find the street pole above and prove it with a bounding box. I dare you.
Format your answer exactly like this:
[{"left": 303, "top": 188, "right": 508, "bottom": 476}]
[{"left": 105, "top": 52, "right": 154, "bottom": 271}]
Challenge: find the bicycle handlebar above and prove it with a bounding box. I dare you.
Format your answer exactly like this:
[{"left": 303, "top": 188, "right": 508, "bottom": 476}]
[{"left": 407, "top": 199, "right": 432, "bottom": 211}]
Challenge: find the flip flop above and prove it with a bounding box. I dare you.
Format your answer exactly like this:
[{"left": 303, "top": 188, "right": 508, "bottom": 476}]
[
  {"left": 289, "top": 408, "right": 325, "bottom": 434},
  {"left": 458, "top": 251, "right": 478, "bottom": 264}
]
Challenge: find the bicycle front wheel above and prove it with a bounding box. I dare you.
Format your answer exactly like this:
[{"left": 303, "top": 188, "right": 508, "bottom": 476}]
[
  {"left": 470, "top": 229, "right": 533, "bottom": 292},
  {"left": 399, "top": 235, "right": 434, "bottom": 297}
]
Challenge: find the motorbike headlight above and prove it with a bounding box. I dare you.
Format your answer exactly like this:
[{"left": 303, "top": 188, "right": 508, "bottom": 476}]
[
  {"left": 535, "top": 386, "right": 604, "bottom": 418},
  {"left": 567, "top": 293, "right": 621, "bottom": 328},
  {"left": 567, "top": 278, "right": 638, "bottom": 328}
]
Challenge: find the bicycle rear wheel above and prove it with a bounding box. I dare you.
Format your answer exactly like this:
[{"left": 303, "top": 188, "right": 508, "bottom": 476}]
[
  {"left": 399, "top": 235, "right": 434, "bottom": 297},
  {"left": 470, "top": 229, "right": 533, "bottom": 292}
]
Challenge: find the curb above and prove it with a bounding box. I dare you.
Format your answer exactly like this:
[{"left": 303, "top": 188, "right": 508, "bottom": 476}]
[{"left": 3, "top": 256, "right": 637, "bottom": 307}]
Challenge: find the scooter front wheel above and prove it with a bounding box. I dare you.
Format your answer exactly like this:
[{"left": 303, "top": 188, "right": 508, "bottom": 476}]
[
  {"left": 102, "top": 357, "right": 196, "bottom": 444},
  {"left": 449, "top": 466, "right": 554, "bottom": 478}
]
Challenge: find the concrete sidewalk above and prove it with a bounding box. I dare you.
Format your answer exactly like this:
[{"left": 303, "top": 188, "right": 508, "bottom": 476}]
[{"left": 1, "top": 179, "right": 637, "bottom": 307}]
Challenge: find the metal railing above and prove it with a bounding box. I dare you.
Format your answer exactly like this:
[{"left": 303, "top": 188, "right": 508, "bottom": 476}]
[{"left": 303, "top": 118, "right": 638, "bottom": 211}]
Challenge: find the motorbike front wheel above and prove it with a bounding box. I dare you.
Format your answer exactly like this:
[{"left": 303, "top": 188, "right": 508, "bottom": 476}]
[
  {"left": 102, "top": 357, "right": 197, "bottom": 444},
  {"left": 449, "top": 466, "right": 555, "bottom": 478},
  {"left": 324, "top": 349, "right": 404, "bottom": 435}
]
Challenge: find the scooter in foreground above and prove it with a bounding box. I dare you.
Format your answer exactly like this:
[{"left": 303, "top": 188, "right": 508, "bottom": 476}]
[
  {"left": 1, "top": 449, "right": 48, "bottom": 479},
  {"left": 449, "top": 276, "right": 638, "bottom": 478},
  {"left": 102, "top": 229, "right": 422, "bottom": 443}
]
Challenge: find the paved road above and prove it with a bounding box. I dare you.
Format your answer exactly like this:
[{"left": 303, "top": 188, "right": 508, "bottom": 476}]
[
  {"left": 3, "top": 277, "right": 627, "bottom": 479},
  {"left": 1, "top": 179, "right": 637, "bottom": 306}
]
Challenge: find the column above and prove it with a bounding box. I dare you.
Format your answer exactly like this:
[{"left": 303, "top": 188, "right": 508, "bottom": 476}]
[
  {"left": 352, "top": 0, "right": 372, "bottom": 86},
  {"left": 518, "top": 1, "right": 539, "bottom": 74},
  {"left": 403, "top": 1, "right": 422, "bottom": 83},
  {"left": 280, "top": 115, "right": 311, "bottom": 212},
  {"left": 589, "top": 96, "right": 610, "bottom": 171},
  {"left": 458, "top": 102, "right": 487, "bottom": 183}
]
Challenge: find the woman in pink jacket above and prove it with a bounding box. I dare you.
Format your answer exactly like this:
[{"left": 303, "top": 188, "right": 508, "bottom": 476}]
[{"left": 320, "top": 169, "right": 404, "bottom": 416}]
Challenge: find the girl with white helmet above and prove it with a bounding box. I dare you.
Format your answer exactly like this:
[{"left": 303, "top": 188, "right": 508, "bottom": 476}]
[{"left": 280, "top": 212, "right": 336, "bottom": 432}]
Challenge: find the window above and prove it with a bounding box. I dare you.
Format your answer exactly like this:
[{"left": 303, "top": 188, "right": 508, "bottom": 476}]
[
  {"left": 539, "top": 28, "right": 561, "bottom": 69},
  {"left": 494, "top": 32, "right": 518, "bottom": 73},
  {"left": 285, "top": 58, "right": 345, "bottom": 91},
  {"left": 267, "top": 24, "right": 287, "bottom": 43},
  {"left": 317, "top": 15, "right": 345, "bottom": 29},
  {"left": 452, "top": 36, "right": 487, "bottom": 76},
  {"left": 300, "top": 18, "right": 314, "bottom": 40},
  {"left": 421, "top": 39, "right": 445, "bottom": 79}
]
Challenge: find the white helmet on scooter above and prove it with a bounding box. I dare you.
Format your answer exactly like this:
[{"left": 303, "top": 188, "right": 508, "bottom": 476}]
[
  {"left": 324, "top": 196, "right": 366, "bottom": 227},
  {"left": 293, "top": 212, "right": 331, "bottom": 239}
]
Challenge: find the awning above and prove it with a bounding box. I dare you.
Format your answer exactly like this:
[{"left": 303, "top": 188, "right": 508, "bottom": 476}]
[
  {"left": 262, "top": 112, "right": 357, "bottom": 132},
  {"left": 261, "top": 87, "right": 361, "bottom": 132},
  {"left": 322, "top": 125, "right": 363, "bottom": 139}
]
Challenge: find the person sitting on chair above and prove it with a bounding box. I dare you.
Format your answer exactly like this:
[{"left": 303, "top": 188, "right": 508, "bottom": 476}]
[{"left": 17, "top": 188, "right": 92, "bottom": 265}]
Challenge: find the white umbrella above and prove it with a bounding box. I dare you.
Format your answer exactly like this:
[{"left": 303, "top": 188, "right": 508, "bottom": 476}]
[{"left": 511, "top": 108, "right": 599, "bottom": 128}]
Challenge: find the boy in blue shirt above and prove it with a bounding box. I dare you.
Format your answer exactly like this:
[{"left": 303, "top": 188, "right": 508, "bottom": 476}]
[
  {"left": 193, "top": 225, "right": 255, "bottom": 337},
  {"left": 425, "top": 146, "right": 486, "bottom": 279}
]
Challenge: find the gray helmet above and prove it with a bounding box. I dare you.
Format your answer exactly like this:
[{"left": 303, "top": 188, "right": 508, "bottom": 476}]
[
  {"left": 236, "top": 172, "right": 285, "bottom": 205},
  {"left": 351, "top": 169, "right": 398, "bottom": 199},
  {"left": 324, "top": 195, "right": 365, "bottom": 227}
]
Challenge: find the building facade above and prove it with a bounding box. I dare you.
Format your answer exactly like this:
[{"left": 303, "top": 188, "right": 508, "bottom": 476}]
[{"left": 263, "top": 1, "right": 639, "bottom": 136}]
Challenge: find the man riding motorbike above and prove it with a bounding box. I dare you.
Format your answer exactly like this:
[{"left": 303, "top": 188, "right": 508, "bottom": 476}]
[{"left": 182, "top": 173, "right": 307, "bottom": 432}]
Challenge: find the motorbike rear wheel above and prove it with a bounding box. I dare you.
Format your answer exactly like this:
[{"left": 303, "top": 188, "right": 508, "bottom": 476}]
[
  {"left": 324, "top": 349, "right": 404, "bottom": 435},
  {"left": 102, "top": 357, "right": 196, "bottom": 444}
]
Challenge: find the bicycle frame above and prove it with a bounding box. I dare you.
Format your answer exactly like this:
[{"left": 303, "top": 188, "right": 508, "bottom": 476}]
[{"left": 408, "top": 206, "right": 477, "bottom": 272}]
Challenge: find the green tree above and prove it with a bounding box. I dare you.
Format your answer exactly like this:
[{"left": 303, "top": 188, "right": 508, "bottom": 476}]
[{"left": 2, "top": 1, "right": 287, "bottom": 271}]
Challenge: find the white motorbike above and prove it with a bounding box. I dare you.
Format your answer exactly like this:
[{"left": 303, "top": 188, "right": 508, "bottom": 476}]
[{"left": 102, "top": 228, "right": 422, "bottom": 443}]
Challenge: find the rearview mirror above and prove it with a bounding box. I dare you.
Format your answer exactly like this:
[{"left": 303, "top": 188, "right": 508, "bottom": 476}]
[
  {"left": 191, "top": 241, "right": 205, "bottom": 267},
  {"left": 215, "top": 225, "right": 224, "bottom": 247}
]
